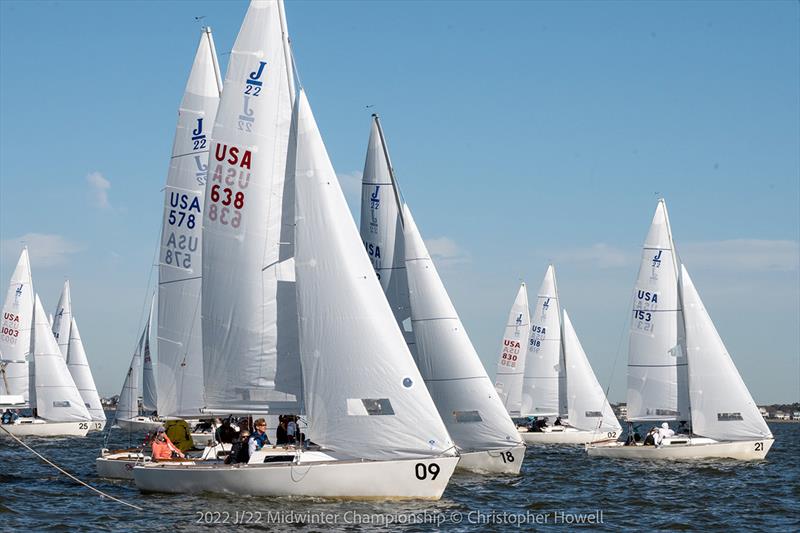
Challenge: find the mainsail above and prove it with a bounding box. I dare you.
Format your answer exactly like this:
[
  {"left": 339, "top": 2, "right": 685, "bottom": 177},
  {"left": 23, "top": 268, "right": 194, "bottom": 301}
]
[
  {"left": 494, "top": 282, "right": 530, "bottom": 416},
  {"left": 294, "top": 90, "right": 453, "bottom": 459},
  {"left": 116, "top": 319, "right": 147, "bottom": 422},
  {"left": 681, "top": 266, "right": 772, "bottom": 441},
  {"left": 403, "top": 206, "right": 520, "bottom": 451},
  {"left": 141, "top": 297, "right": 157, "bottom": 414},
  {"left": 0, "top": 248, "right": 34, "bottom": 402},
  {"left": 521, "top": 265, "right": 565, "bottom": 417},
  {"left": 201, "top": 0, "right": 302, "bottom": 414},
  {"left": 626, "top": 199, "right": 690, "bottom": 422},
  {"left": 51, "top": 280, "right": 72, "bottom": 360},
  {"left": 157, "top": 26, "right": 222, "bottom": 418}
]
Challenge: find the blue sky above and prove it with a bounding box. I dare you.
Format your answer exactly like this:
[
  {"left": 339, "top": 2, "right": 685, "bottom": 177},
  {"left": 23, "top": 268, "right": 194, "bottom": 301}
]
[{"left": 1, "top": 1, "right": 798, "bottom": 403}]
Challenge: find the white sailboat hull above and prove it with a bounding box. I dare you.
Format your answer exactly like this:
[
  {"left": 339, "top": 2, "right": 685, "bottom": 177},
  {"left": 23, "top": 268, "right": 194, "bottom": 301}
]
[
  {"left": 115, "top": 417, "right": 163, "bottom": 433},
  {"left": 96, "top": 450, "right": 151, "bottom": 480},
  {"left": 520, "top": 426, "right": 618, "bottom": 445},
  {"left": 134, "top": 455, "right": 459, "bottom": 499},
  {"left": 586, "top": 437, "right": 774, "bottom": 460},
  {"left": 457, "top": 445, "right": 525, "bottom": 474},
  {"left": 1, "top": 418, "right": 90, "bottom": 437}
]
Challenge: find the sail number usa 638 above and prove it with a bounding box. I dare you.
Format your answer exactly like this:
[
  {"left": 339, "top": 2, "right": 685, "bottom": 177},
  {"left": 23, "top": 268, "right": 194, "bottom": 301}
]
[{"left": 207, "top": 143, "right": 251, "bottom": 228}]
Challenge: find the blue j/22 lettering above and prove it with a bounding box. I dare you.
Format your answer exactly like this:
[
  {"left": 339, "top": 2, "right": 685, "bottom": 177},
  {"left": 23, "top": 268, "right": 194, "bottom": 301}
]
[
  {"left": 192, "top": 118, "right": 206, "bottom": 150},
  {"left": 244, "top": 61, "right": 267, "bottom": 96}
]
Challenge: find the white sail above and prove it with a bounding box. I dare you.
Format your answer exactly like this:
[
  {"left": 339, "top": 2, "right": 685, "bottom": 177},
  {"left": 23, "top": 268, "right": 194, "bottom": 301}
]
[
  {"left": 67, "top": 318, "right": 106, "bottom": 422},
  {"left": 494, "top": 282, "right": 530, "bottom": 416},
  {"left": 0, "top": 247, "right": 34, "bottom": 402},
  {"left": 32, "top": 295, "right": 91, "bottom": 422},
  {"left": 521, "top": 265, "right": 564, "bottom": 417},
  {"left": 201, "top": 0, "right": 302, "bottom": 414},
  {"left": 294, "top": 90, "right": 453, "bottom": 459},
  {"left": 403, "top": 205, "right": 520, "bottom": 451},
  {"left": 141, "top": 297, "right": 157, "bottom": 414},
  {"left": 562, "top": 310, "right": 621, "bottom": 433},
  {"left": 51, "top": 280, "right": 72, "bottom": 360},
  {"left": 627, "top": 199, "right": 690, "bottom": 422},
  {"left": 116, "top": 323, "right": 146, "bottom": 422},
  {"left": 157, "top": 27, "right": 222, "bottom": 418},
  {"left": 359, "top": 116, "right": 412, "bottom": 328},
  {"left": 681, "top": 266, "right": 772, "bottom": 441}
]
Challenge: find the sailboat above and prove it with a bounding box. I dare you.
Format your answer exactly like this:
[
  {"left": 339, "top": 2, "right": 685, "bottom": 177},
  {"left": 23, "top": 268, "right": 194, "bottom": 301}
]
[
  {"left": 51, "top": 280, "right": 106, "bottom": 431},
  {"left": 133, "top": 0, "right": 458, "bottom": 499},
  {"left": 359, "top": 115, "right": 525, "bottom": 474},
  {"left": 0, "top": 248, "right": 92, "bottom": 437},
  {"left": 587, "top": 199, "right": 774, "bottom": 459},
  {"left": 113, "top": 297, "right": 162, "bottom": 433},
  {"left": 515, "top": 266, "right": 621, "bottom": 444}
]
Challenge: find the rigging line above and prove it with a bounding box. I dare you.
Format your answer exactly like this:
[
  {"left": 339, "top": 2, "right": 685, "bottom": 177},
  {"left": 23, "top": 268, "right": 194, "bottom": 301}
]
[
  {"left": 600, "top": 288, "right": 636, "bottom": 428},
  {"left": 0, "top": 424, "right": 144, "bottom": 511}
]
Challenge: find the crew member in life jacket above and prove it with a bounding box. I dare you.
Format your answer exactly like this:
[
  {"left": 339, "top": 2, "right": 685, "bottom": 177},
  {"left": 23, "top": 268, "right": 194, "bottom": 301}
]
[
  {"left": 164, "top": 419, "right": 195, "bottom": 452},
  {"left": 151, "top": 427, "right": 185, "bottom": 460},
  {"left": 248, "top": 418, "right": 271, "bottom": 457}
]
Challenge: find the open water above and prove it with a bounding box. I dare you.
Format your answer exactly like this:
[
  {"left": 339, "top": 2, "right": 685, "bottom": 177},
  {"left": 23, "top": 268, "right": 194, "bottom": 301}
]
[{"left": 1, "top": 422, "right": 797, "bottom": 532}]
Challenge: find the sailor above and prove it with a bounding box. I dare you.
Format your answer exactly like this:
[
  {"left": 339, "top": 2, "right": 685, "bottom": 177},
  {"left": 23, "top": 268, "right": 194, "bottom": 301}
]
[
  {"left": 225, "top": 429, "right": 252, "bottom": 464},
  {"left": 151, "top": 427, "right": 185, "bottom": 460},
  {"left": 165, "top": 419, "right": 195, "bottom": 452},
  {"left": 248, "top": 418, "right": 271, "bottom": 457},
  {"left": 659, "top": 422, "right": 675, "bottom": 440}
]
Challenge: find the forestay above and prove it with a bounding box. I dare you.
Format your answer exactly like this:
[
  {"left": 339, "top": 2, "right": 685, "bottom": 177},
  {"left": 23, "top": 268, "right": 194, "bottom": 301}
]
[
  {"left": 32, "top": 295, "right": 91, "bottom": 422},
  {"left": 562, "top": 310, "right": 621, "bottom": 434},
  {"left": 51, "top": 280, "right": 72, "bottom": 360},
  {"left": 403, "top": 206, "right": 520, "bottom": 451},
  {"left": 521, "top": 265, "right": 564, "bottom": 417},
  {"left": 627, "top": 200, "right": 690, "bottom": 422},
  {"left": 681, "top": 266, "right": 772, "bottom": 441},
  {"left": 201, "top": 0, "right": 302, "bottom": 414},
  {"left": 494, "top": 282, "right": 530, "bottom": 416},
  {"left": 157, "top": 27, "right": 222, "bottom": 418},
  {"left": 67, "top": 318, "right": 106, "bottom": 422},
  {"left": 0, "top": 248, "right": 34, "bottom": 402},
  {"left": 294, "top": 90, "right": 453, "bottom": 459}
]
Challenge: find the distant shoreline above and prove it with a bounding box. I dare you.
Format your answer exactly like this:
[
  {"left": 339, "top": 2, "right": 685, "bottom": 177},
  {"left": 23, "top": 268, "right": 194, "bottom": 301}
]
[{"left": 767, "top": 419, "right": 799, "bottom": 424}]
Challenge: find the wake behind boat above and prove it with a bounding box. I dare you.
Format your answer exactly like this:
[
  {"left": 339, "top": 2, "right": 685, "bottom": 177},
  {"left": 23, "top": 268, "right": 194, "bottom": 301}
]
[{"left": 587, "top": 200, "right": 774, "bottom": 460}]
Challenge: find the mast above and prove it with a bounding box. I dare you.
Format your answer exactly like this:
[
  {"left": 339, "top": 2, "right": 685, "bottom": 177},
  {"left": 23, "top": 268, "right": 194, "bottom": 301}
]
[
  {"left": 203, "top": 27, "right": 224, "bottom": 95},
  {"left": 277, "top": 0, "right": 296, "bottom": 106},
  {"left": 372, "top": 114, "right": 405, "bottom": 227}
]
